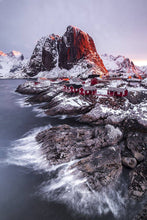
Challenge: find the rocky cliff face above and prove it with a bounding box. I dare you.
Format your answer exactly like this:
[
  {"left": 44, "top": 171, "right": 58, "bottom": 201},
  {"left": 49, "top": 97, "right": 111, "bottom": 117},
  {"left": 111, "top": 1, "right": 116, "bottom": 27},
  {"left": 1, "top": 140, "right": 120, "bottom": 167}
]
[
  {"left": 58, "top": 26, "right": 108, "bottom": 73},
  {"left": 25, "top": 26, "right": 108, "bottom": 77}
]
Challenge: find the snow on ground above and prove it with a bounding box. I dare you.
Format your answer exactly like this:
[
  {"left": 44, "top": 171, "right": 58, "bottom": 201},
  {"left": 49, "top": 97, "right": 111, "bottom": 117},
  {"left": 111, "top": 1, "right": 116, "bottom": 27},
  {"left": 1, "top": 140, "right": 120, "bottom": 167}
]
[
  {"left": 101, "top": 54, "right": 119, "bottom": 71},
  {"left": 100, "top": 99, "right": 147, "bottom": 124},
  {"left": 33, "top": 60, "right": 89, "bottom": 79},
  {"left": 0, "top": 55, "right": 27, "bottom": 79},
  {"left": 53, "top": 92, "right": 90, "bottom": 108}
]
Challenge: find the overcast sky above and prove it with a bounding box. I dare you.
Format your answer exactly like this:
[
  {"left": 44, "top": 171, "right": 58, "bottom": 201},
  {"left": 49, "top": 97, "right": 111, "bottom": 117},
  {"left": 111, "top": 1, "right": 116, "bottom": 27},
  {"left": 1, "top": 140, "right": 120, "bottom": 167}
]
[{"left": 0, "top": 0, "right": 147, "bottom": 64}]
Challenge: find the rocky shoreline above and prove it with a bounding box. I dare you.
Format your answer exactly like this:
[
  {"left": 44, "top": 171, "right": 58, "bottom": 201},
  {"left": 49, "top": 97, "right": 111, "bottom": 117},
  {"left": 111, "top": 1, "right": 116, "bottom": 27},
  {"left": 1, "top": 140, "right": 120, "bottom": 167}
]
[
  {"left": 15, "top": 25, "right": 147, "bottom": 219},
  {"left": 16, "top": 79, "right": 147, "bottom": 205}
]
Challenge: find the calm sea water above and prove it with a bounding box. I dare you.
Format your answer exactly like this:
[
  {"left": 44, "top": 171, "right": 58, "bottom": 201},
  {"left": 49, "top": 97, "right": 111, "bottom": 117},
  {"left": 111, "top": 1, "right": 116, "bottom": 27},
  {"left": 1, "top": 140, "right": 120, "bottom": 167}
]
[{"left": 0, "top": 79, "right": 141, "bottom": 220}]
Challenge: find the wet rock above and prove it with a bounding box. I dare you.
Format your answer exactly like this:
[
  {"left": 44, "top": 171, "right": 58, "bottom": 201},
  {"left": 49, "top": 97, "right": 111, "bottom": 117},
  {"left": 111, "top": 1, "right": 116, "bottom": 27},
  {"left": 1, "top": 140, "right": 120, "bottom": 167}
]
[
  {"left": 36, "top": 124, "right": 96, "bottom": 165},
  {"left": 105, "top": 124, "right": 123, "bottom": 146},
  {"left": 27, "top": 84, "right": 62, "bottom": 103},
  {"left": 79, "top": 103, "right": 108, "bottom": 125},
  {"left": 122, "top": 118, "right": 147, "bottom": 133},
  {"left": 133, "top": 203, "right": 147, "bottom": 220},
  {"left": 129, "top": 160, "right": 147, "bottom": 199},
  {"left": 36, "top": 124, "right": 122, "bottom": 191},
  {"left": 74, "top": 146, "right": 122, "bottom": 191},
  {"left": 122, "top": 157, "right": 137, "bottom": 169},
  {"left": 36, "top": 124, "right": 123, "bottom": 163},
  {"left": 133, "top": 151, "right": 145, "bottom": 162},
  {"left": 127, "top": 91, "right": 147, "bottom": 104},
  {"left": 15, "top": 81, "right": 49, "bottom": 95},
  {"left": 126, "top": 132, "right": 147, "bottom": 162}
]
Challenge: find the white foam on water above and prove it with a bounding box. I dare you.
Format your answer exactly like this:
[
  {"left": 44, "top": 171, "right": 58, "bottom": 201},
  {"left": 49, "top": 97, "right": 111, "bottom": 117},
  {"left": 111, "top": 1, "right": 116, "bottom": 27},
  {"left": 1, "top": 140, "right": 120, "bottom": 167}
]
[
  {"left": 15, "top": 96, "right": 32, "bottom": 108},
  {"left": 5, "top": 125, "right": 127, "bottom": 219},
  {"left": 59, "top": 115, "right": 68, "bottom": 120},
  {"left": 40, "top": 163, "right": 127, "bottom": 218},
  {"left": 32, "top": 106, "right": 47, "bottom": 118},
  {"left": 15, "top": 96, "right": 48, "bottom": 118},
  {"left": 5, "top": 126, "right": 51, "bottom": 171}
]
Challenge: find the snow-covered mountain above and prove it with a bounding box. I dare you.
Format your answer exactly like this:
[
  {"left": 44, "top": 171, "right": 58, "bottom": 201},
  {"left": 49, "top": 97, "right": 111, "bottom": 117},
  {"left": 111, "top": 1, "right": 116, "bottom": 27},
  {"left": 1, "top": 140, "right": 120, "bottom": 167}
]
[
  {"left": 139, "top": 65, "right": 147, "bottom": 75},
  {"left": 0, "top": 50, "right": 27, "bottom": 79},
  {"left": 24, "top": 26, "right": 108, "bottom": 78},
  {"left": 101, "top": 54, "right": 144, "bottom": 78}
]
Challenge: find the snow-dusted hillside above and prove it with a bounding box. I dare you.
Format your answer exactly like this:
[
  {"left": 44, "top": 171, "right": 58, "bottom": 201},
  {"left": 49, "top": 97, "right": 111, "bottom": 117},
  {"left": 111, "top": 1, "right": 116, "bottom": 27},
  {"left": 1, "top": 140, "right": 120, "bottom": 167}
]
[
  {"left": 101, "top": 54, "right": 144, "bottom": 78},
  {"left": 32, "top": 53, "right": 146, "bottom": 79},
  {"left": 139, "top": 65, "right": 147, "bottom": 74},
  {"left": 0, "top": 50, "right": 27, "bottom": 79}
]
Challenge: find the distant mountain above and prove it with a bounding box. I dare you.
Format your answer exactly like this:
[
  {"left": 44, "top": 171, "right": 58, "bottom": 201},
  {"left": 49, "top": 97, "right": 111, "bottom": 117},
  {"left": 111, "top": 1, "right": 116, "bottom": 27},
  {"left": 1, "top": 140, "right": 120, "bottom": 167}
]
[
  {"left": 139, "top": 65, "right": 147, "bottom": 75},
  {"left": 0, "top": 50, "right": 27, "bottom": 79},
  {"left": 101, "top": 54, "right": 144, "bottom": 78},
  {"left": 7, "top": 50, "right": 24, "bottom": 61},
  {"left": 24, "top": 25, "right": 108, "bottom": 78}
]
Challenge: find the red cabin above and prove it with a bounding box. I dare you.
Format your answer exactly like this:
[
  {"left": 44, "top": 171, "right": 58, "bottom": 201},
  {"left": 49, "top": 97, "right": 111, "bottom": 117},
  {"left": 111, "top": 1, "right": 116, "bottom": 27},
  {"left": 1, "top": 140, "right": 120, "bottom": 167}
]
[
  {"left": 91, "top": 78, "right": 99, "bottom": 86},
  {"left": 63, "top": 84, "right": 71, "bottom": 93},
  {"left": 34, "top": 82, "right": 40, "bottom": 85},
  {"left": 73, "top": 84, "right": 82, "bottom": 93},
  {"left": 64, "top": 84, "right": 82, "bottom": 94},
  {"left": 79, "top": 86, "right": 97, "bottom": 96},
  {"left": 79, "top": 87, "right": 85, "bottom": 95},
  {"left": 107, "top": 87, "right": 128, "bottom": 97}
]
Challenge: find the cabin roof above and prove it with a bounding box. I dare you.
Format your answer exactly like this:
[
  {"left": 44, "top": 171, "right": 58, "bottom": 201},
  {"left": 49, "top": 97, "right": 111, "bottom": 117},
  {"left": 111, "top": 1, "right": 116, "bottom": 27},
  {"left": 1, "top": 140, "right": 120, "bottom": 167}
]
[
  {"left": 65, "top": 84, "right": 72, "bottom": 87},
  {"left": 108, "top": 87, "right": 127, "bottom": 92},
  {"left": 73, "top": 84, "right": 82, "bottom": 88},
  {"left": 127, "top": 79, "right": 141, "bottom": 82},
  {"left": 70, "top": 77, "right": 81, "bottom": 82},
  {"left": 88, "top": 74, "right": 100, "bottom": 78},
  {"left": 65, "top": 84, "right": 82, "bottom": 88},
  {"left": 83, "top": 86, "right": 97, "bottom": 91}
]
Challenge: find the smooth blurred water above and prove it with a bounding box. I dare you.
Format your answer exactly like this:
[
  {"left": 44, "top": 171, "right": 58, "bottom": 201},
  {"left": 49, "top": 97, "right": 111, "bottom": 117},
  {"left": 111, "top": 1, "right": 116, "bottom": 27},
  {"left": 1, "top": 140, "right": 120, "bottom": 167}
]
[{"left": 0, "top": 79, "right": 141, "bottom": 220}]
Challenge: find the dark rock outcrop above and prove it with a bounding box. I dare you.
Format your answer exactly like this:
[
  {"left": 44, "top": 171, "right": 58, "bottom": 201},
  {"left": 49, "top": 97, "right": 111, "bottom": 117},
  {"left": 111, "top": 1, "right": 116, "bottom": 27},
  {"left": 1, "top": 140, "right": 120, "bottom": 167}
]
[
  {"left": 36, "top": 124, "right": 122, "bottom": 191},
  {"left": 25, "top": 26, "right": 108, "bottom": 77},
  {"left": 129, "top": 160, "right": 147, "bottom": 199},
  {"left": 133, "top": 203, "right": 147, "bottom": 220},
  {"left": 127, "top": 91, "right": 147, "bottom": 104},
  {"left": 15, "top": 81, "right": 49, "bottom": 95},
  {"left": 58, "top": 25, "right": 108, "bottom": 73},
  {"left": 42, "top": 34, "right": 59, "bottom": 71},
  {"left": 24, "top": 37, "right": 48, "bottom": 76}
]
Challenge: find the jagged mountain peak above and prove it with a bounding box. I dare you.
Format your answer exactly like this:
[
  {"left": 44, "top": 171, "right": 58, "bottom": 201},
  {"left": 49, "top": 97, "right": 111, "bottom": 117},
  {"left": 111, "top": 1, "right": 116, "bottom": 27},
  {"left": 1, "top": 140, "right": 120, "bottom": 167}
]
[{"left": 25, "top": 25, "right": 108, "bottom": 77}]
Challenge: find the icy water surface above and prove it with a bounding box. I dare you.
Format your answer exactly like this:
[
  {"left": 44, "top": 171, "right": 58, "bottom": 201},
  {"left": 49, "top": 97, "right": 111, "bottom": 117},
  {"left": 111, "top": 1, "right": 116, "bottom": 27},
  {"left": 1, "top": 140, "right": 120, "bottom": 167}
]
[{"left": 0, "top": 79, "right": 140, "bottom": 220}]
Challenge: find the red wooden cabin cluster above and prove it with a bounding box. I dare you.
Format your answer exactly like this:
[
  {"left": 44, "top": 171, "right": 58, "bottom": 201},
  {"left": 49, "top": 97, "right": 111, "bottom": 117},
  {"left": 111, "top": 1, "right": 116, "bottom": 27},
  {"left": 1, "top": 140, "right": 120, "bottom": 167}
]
[
  {"left": 107, "top": 87, "right": 128, "bottom": 97},
  {"left": 79, "top": 86, "right": 97, "bottom": 95},
  {"left": 63, "top": 84, "right": 82, "bottom": 94},
  {"left": 63, "top": 84, "right": 97, "bottom": 96},
  {"left": 88, "top": 74, "right": 100, "bottom": 86}
]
